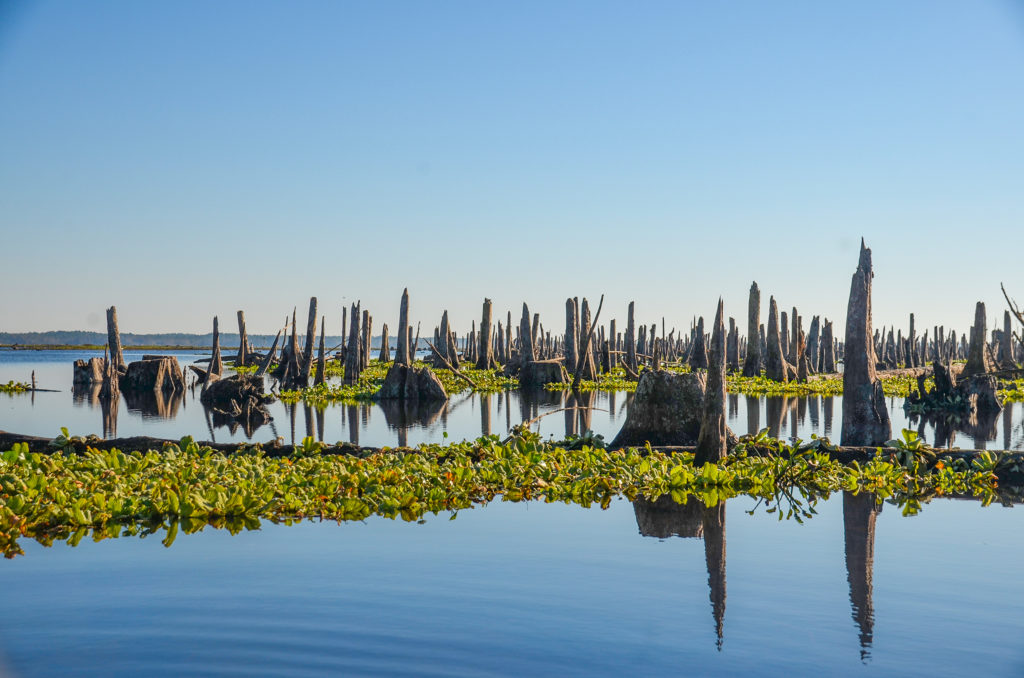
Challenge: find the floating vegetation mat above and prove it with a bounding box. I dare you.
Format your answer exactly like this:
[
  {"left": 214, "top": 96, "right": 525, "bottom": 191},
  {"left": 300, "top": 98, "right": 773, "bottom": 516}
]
[
  {"left": 0, "top": 381, "right": 30, "bottom": 394},
  {"left": 271, "top": 359, "right": 1021, "bottom": 404},
  {"left": 0, "top": 429, "right": 1015, "bottom": 559}
]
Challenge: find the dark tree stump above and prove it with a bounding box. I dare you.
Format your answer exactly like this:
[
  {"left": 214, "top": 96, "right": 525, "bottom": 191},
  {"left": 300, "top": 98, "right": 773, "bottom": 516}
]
[
  {"left": 375, "top": 363, "right": 448, "bottom": 402},
  {"left": 519, "top": 359, "right": 568, "bottom": 390},
  {"left": 122, "top": 357, "right": 185, "bottom": 393},
  {"left": 841, "top": 239, "right": 891, "bottom": 447}
]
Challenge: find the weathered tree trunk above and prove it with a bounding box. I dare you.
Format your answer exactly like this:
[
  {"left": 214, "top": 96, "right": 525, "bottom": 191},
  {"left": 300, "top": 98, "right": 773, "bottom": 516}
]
[
  {"left": 964, "top": 301, "right": 992, "bottom": 377},
  {"left": 608, "top": 319, "right": 618, "bottom": 369},
  {"left": 344, "top": 302, "right": 361, "bottom": 385},
  {"left": 765, "top": 297, "right": 789, "bottom": 382},
  {"left": 578, "top": 299, "right": 597, "bottom": 380},
  {"left": 999, "top": 311, "right": 1016, "bottom": 368},
  {"left": 106, "top": 306, "right": 126, "bottom": 373},
  {"left": 780, "top": 310, "right": 790, "bottom": 365},
  {"left": 362, "top": 310, "right": 372, "bottom": 370},
  {"left": 789, "top": 308, "right": 799, "bottom": 365},
  {"left": 519, "top": 303, "right": 535, "bottom": 365},
  {"left": 806, "top": 316, "right": 820, "bottom": 374},
  {"left": 796, "top": 330, "right": 810, "bottom": 383},
  {"left": 726, "top": 317, "right": 739, "bottom": 371},
  {"left": 688, "top": 316, "right": 708, "bottom": 370},
  {"left": 236, "top": 311, "right": 249, "bottom": 367},
  {"left": 379, "top": 323, "right": 391, "bottom": 363},
  {"left": 300, "top": 297, "right": 318, "bottom": 385},
  {"left": 496, "top": 322, "right": 505, "bottom": 366},
  {"left": 477, "top": 298, "right": 496, "bottom": 369},
  {"left": 841, "top": 240, "right": 891, "bottom": 446},
  {"left": 695, "top": 299, "right": 727, "bottom": 465},
  {"left": 625, "top": 301, "right": 638, "bottom": 373},
  {"left": 314, "top": 317, "right": 326, "bottom": 386},
  {"left": 210, "top": 316, "right": 224, "bottom": 378},
  {"left": 908, "top": 313, "right": 917, "bottom": 368},
  {"left": 821, "top": 319, "right": 836, "bottom": 372},
  {"left": 255, "top": 330, "right": 281, "bottom": 378},
  {"left": 741, "top": 282, "right": 762, "bottom": 377},
  {"left": 396, "top": 289, "right": 410, "bottom": 366}
]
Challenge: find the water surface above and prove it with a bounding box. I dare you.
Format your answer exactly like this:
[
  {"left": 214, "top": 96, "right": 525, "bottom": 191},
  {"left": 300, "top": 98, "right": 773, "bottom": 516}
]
[{"left": 1, "top": 349, "right": 1021, "bottom": 450}]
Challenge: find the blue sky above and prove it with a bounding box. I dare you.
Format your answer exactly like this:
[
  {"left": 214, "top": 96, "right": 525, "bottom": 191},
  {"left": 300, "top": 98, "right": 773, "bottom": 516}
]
[{"left": 2, "top": 1, "right": 1022, "bottom": 340}]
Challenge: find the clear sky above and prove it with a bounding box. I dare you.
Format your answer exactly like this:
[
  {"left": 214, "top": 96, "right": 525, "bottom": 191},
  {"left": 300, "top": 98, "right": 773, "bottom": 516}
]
[{"left": 2, "top": 1, "right": 1022, "bottom": 340}]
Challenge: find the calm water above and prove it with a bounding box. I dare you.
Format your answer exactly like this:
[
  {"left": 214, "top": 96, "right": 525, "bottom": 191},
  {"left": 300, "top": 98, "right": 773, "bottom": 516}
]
[
  {"left": 1, "top": 349, "right": 1021, "bottom": 450},
  {"left": 1, "top": 494, "right": 1023, "bottom": 677},
  {"left": 3, "top": 350, "right": 1024, "bottom": 676}
]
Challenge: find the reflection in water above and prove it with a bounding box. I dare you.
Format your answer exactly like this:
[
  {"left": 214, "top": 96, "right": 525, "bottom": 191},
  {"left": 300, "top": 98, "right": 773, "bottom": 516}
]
[
  {"left": 378, "top": 398, "right": 447, "bottom": 448},
  {"left": 823, "top": 396, "right": 834, "bottom": 438},
  {"left": 56, "top": 375, "right": 1024, "bottom": 451},
  {"left": 480, "top": 393, "right": 492, "bottom": 437},
  {"left": 765, "top": 396, "right": 787, "bottom": 439},
  {"left": 907, "top": 408, "right": 1000, "bottom": 450},
  {"left": 633, "top": 495, "right": 726, "bottom": 649},
  {"left": 843, "top": 491, "right": 879, "bottom": 661},
  {"left": 101, "top": 391, "right": 118, "bottom": 438},
  {"left": 746, "top": 395, "right": 759, "bottom": 435},
  {"left": 348, "top": 404, "right": 359, "bottom": 445},
  {"left": 634, "top": 491, "right": 880, "bottom": 659},
  {"left": 123, "top": 388, "right": 183, "bottom": 419},
  {"left": 73, "top": 383, "right": 120, "bottom": 438}
]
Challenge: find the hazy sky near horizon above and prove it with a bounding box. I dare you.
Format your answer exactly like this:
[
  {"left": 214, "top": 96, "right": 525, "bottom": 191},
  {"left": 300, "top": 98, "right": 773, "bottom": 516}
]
[{"left": 2, "top": 1, "right": 1023, "bottom": 340}]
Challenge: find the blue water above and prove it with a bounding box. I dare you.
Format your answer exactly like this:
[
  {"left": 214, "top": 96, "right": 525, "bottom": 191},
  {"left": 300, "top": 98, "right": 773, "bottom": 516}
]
[
  {"left": 1, "top": 494, "right": 1022, "bottom": 677},
  {"left": 2, "top": 349, "right": 1021, "bottom": 450}
]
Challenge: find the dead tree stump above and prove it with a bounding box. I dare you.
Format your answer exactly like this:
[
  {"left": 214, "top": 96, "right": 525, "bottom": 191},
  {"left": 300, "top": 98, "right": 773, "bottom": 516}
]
[
  {"left": 695, "top": 300, "right": 728, "bottom": 465},
  {"left": 741, "top": 282, "right": 762, "bottom": 377},
  {"left": 477, "top": 299, "right": 496, "bottom": 369},
  {"left": 841, "top": 239, "right": 891, "bottom": 446},
  {"left": 765, "top": 297, "right": 790, "bottom": 382}
]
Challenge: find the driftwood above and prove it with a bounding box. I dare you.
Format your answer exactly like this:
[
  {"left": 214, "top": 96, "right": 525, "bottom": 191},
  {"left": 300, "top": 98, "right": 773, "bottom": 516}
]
[
  {"left": 425, "top": 339, "right": 477, "bottom": 388},
  {"left": 255, "top": 330, "right": 282, "bottom": 378}
]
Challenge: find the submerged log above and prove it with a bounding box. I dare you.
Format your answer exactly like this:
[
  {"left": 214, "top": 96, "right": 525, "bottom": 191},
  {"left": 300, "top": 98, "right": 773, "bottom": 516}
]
[
  {"left": 200, "top": 373, "right": 274, "bottom": 432},
  {"left": 841, "top": 239, "right": 891, "bottom": 447}
]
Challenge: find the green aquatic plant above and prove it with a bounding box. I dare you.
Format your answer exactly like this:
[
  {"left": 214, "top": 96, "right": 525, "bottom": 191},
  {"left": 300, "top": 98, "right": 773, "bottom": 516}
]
[
  {"left": 999, "top": 379, "right": 1024, "bottom": 403},
  {"left": 0, "top": 429, "right": 1008, "bottom": 559},
  {"left": 0, "top": 381, "right": 30, "bottom": 394}
]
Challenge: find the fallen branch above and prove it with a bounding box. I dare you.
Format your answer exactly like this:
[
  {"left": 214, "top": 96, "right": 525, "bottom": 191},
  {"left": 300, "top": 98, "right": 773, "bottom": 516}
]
[{"left": 424, "top": 339, "right": 478, "bottom": 389}]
